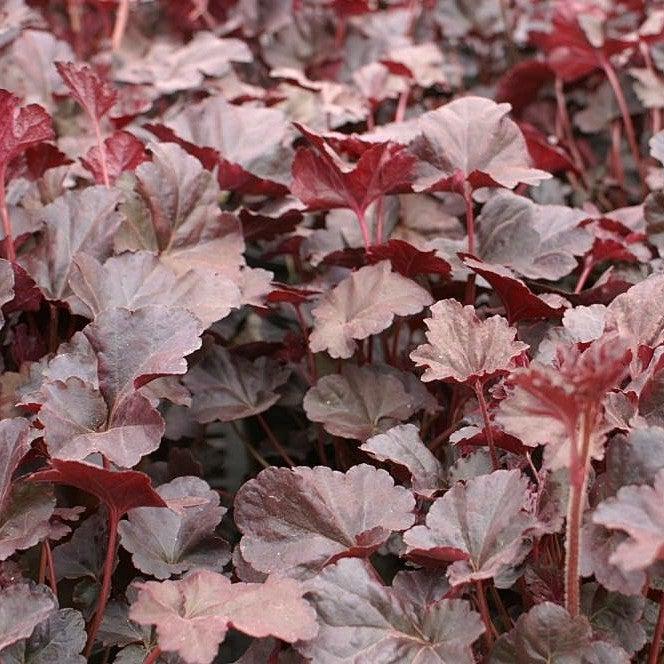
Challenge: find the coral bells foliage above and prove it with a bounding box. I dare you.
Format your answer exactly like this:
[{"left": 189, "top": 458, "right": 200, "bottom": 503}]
[{"left": 5, "top": 3, "right": 664, "bottom": 664}]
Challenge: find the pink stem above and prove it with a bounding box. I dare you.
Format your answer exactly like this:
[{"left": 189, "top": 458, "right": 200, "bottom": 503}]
[
  {"left": 356, "top": 209, "right": 372, "bottom": 252},
  {"left": 0, "top": 168, "right": 15, "bottom": 262},
  {"left": 601, "top": 57, "right": 643, "bottom": 180},
  {"left": 143, "top": 646, "right": 162, "bottom": 664},
  {"left": 395, "top": 85, "right": 410, "bottom": 123},
  {"left": 640, "top": 42, "right": 662, "bottom": 135},
  {"left": 574, "top": 256, "right": 593, "bottom": 294},
  {"left": 463, "top": 182, "right": 476, "bottom": 304},
  {"left": 92, "top": 121, "right": 111, "bottom": 189},
  {"left": 43, "top": 540, "right": 58, "bottom": 598},
  {"left": 475, "top": 580, "right": 496, "bottom": 649},
  {"left": 474, "top": 380, "right": 499, "bottom": 470},
  {"left": 84, "top": 510, "right": 119, "bottom": 656},
  {"left": 111, "top": 0, "right": 130, "bottom": 52},
  {"left": 564, "top": 407, "right": 594, "bottom": 618},
  {"left": 554, "top": 78, "right": 591, "bottom": 190}
]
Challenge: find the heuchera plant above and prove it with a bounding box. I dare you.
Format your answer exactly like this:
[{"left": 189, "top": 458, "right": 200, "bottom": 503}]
[{"left": 3, "top": 1, "right": 664, "bottom": 662}]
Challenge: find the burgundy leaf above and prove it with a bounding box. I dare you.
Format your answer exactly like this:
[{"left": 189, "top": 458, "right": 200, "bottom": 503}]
[
  {"left": 80, "top": 131, "right": 148, "bottom": 185},
  {"left": 292, "top": 128, "right": 417, "bottom": 219},
  {"left": 29, "top": 459, "right": 167, "bottom": 518},
  {"left": 462, "top": 256, "right": 566, "bottom": 324},
  {"left": 235, "top": 464, "right": 415, "bottom": 578},
  {"left": 129, "top": 570, "right": 317, "bottom": 664},
  {"left": 0, "top": 90, "right": 54, "bottom": 173},
  {"left": 55, "top": 62, "right": 117, "bottom": 123}
]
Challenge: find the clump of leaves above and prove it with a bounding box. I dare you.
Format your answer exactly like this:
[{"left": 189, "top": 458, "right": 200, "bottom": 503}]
[{"left": 2, "top": 1, "right": 664, "bottom": 663}]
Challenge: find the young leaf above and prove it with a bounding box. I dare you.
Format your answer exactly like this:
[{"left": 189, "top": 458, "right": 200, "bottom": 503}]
[
  {"left": 297, "top": 558, "right": 484, "bottom": 663},
  {"left": 309, "top": 261, "right": 432, "bottom": 359},
  {"left": 235, "top": 464, "right": 415, "bottom": 578},
  {"left": 404, "top": 470, "right": 533, "bottom": 585},
  {"left": 80, "top": 131, "right": 148, "bottom": 185},
  {"left": 303, "top": 365, "right": 417, "bottom": 440},
  {"left": 55, "top": 62, "right": 116, "bottom": 123},
  {"left": 360, "top": 423, "right": 445, "bottom": 497},
  {"left": 462, "top": 256, "right": 566, "bottom": 324},
  {"left": 410, "top": 299, "right": 528, "bottom": 384},
  {"left": 291, "top": 130, "right": 417, "bottom": 221},
  {"left": 129, "top": 571, "right": 317, "bottom": 664},
  {"left": 118, "top": 476, "right": 229, "bottom": 579}
]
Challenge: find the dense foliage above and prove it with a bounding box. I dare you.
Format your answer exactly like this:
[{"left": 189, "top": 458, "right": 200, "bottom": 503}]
[{"left": 1, "top": 0, "right": 664, "bottom": 662}]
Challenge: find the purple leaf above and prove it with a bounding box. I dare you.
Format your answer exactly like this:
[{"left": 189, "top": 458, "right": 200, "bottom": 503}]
[
  {"left": 303, "top": 365, "right": 417, "bottom": 440},
  {"left": 118, "top": 476, "right": 229, "bottom": 579},
  {"left": 183, "top": 345, "right": 289, "bottom": 423},
  {"left": 0, "top": 583, "right": 56, "bottom": 651},
  {"left": 490, "top": 601, "right": 631, "bottom": 663},
  {"left": 235, "top": 464, "right": 415, "bottom": 578},
  {"left": 409, "top": 96, "right": 550, "bottom": 191},
  {"left": 404, "top": 470, "right": 533, "bottom": 584},
  {"left": 297, "top": 558, "right": 484, "bottom": 663},
  {"left": 55, "top": 62, "right": 117, "bottom": 123}
]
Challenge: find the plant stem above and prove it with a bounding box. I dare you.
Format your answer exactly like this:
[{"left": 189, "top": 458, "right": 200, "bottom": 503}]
[
  {"left": 474, "top": 380, "right": 499, "bottom": 470},
  {"left": 374, "top": 195, "right": 385, "bottom": 245},
  {"left": 601, "top": 57, "right": 643, "bottom": 181},
  {"left": 230, "top": 420, "right": 270, "bottom": 469},
  {"left": 256, "top": 414, "right": 294, "bottom": 467},
  {"left": 111, "top": 0, "right": 130, "bottom": 52},
  {"left": 649, "top": 592, "right": 664, "bottom": 664},
  {"left": 640, "top": 42, "right": 662, "bottom": 135},
  {"left": 463, "top": 182, "right": 477, "bottom": 305},
  {"left": 395, "top": 86, "right": 410, "bottom": 123},
  {"left": 564, "top": 407, "right": 593, "bottom": 618},
  {"left": 356, "top": 210, "right": 371, "bottom": 252},
  {"left": 143, "top": 645, "right": 162, "bottom": 664},
  {"left": 0, "top": 171, "right": 15, "bottom": 262},
  {"left": 84, "top": 511, "right": 119, "bottom": 657},
  {"left": 92, "top": 121, "right": 110, "bottom": 188},
  {"left": 293, "top": 303, "right": 317, "bottom": 383},
  {"left": 554, "top": 78, "right": 590, "bottom": 190},
  {"left": 43, "top": 540, "right": 58, "bottom": 598},
  {"left": 475, "top": 580, "right": 496, "bottom": 648},
  {"left": 574, "top": 256, "right": 594, "bottom": 294}
]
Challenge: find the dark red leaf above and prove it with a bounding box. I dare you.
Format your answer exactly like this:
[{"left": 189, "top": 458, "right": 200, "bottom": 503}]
[
  {"left": 55, "top": 61, "right": 117, "bottom": 123},
  {"left": 29, "top": 459, "right": 167, "bottom": 518},
  {"left": 80, "top": 130, "right": 148, "bottom": 184}
]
